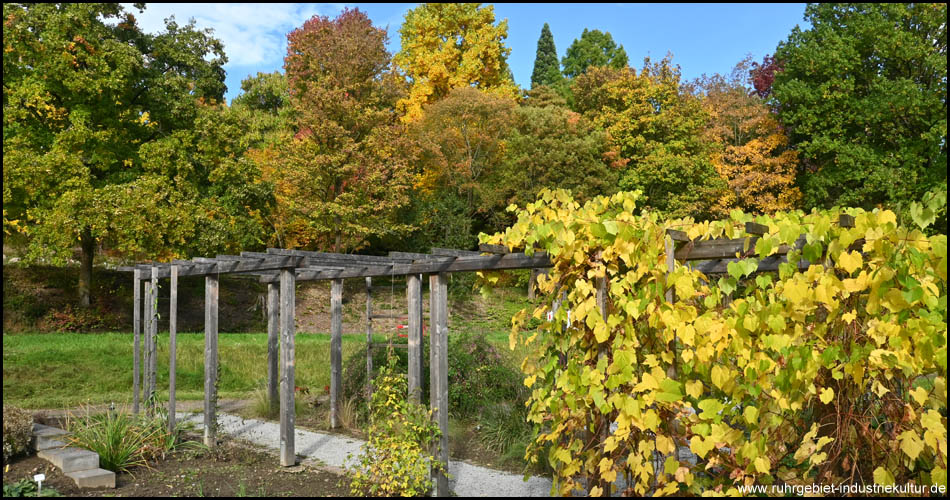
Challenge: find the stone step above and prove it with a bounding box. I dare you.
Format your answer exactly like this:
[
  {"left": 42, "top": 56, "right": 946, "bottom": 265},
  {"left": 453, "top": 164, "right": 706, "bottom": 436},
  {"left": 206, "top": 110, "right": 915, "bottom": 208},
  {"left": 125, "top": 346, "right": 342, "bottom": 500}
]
[
  {"left": 66, "top": 468, "right": 116, "bottom": 489},
  {"left": 34, "top": 437, "right": 68, "bottom": 451},
  {"left": 32, "top": 423, "right": 70, "bottom": 439},
  {"left": 38, "top": 447, "right": 100, "bottom": 473}
]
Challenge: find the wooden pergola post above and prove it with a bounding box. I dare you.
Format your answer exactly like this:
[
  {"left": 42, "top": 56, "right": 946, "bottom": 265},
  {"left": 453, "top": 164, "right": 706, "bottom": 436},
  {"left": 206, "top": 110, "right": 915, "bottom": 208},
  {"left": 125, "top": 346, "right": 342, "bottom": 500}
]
[
  {"left": 429, "top": 272, "right": 449, "bottom": 496},
  {"left": 407, "top": 274, "right": 423, "bottom": 402},
  {"left": 168, "top": 265, "right": 178, "bottom": 433},
  {"left": 143, "top": 280, "right": 152, "bottom": 412},
  {"left": 267, "top": 282, "right": 279, "bottom": 414},
  {"left": 132, "top": 269, "right": 141, "bottom": 415},
  {"left": 365, "top": 277, "right": 373, "bottom": 401},
  {"left": 279, "top": 268, "right": 296, "bottom": 466},
  {"left": 204, "top": 274, "right": 219, "bottom": 447},
  {"left": 329, "top": 278, "right": 343, "bottom": 429},
  {"left": 149, "top": 265, "right": 158, "bottom": 412}
]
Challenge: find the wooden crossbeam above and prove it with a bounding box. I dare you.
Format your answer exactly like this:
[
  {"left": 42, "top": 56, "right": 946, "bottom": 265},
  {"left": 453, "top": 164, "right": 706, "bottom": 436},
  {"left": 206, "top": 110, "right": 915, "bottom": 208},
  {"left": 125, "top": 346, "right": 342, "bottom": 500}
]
[
  {"left": 257, "top": 252, "right": 553, "bottom": 283},
  {"left": 430, "top": 247, "right": 481, "bottom": 257}
]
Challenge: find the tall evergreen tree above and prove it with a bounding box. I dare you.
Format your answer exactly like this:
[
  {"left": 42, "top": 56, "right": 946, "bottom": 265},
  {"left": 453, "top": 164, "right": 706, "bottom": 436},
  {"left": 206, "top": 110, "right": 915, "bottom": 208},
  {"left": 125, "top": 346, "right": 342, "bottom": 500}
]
[
  {"left": 531, "top": 23, "right": 562, "bottom": 88},
  {"left": 561, "top": 28, "right": 629, "bottom": 79}
]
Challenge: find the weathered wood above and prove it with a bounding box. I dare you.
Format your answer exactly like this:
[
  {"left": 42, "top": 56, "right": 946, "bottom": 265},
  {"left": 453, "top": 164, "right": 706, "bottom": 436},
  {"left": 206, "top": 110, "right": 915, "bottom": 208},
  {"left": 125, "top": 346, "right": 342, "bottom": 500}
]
[
  {"left": 527, "top": 268, "right": 538, "bottom": 300},
  {"left": 143, "top": 281, "right": 152, "bottom": 412},
  {"left": 407, "top": 274, "right": 422, "bottom": 403},
  {"left": 478, "top": 243, "right": 511, "bottom": 254},
  {"left": 595, "top": 276, "right": 609, "bottom": 494},
  {"left": 429, "top": 273, "right": 449, "bottom": 496},
  {"left": 389, "top": 251, "right": 453, "bottom": 261},
  {"left": 666, "top": 229, "right": 690, "bottom": 242},
  {"left": 745, "top": 222, "right": 769, "bottom": 235},
  {"left": 132, "top": 270, "right": 141, "bottom": 415},
  {"left": 665, "top": 238, "right": 674, "bottom": 303},
  {"left": 203, "top": 274, "right": 219, "bottom": 447},
  {"left": 839, "top": 214, "right": 855, "bottom": 228},
  {"left": 279, "top": 268, "right": 296, "bottom": 466},
  {"left": 370, "top": 313, "right": 408, "bottom": 320},
  {"left": 430, "top": 247, "right": 481, "bottom": 257},
  {"left": 168, "top": 265, "right": 178, "bottom": 433},
  {"left": 258, "top": 252, "right": 553, "bottom": 283},
  {"left": 149, "top": 266, "right": 158, "bottom": 412},
  {"left": 330, "top": 279, "right": 343, "bottom": 429},
  {"left": 267, "top": 282, "right": 280, "bottom": 415},
  {"left": 131, "top": 255, "right": 304, "bottom": 279},
  {"left": 365, "top": 277, "right": 373, "bottom": 401}
]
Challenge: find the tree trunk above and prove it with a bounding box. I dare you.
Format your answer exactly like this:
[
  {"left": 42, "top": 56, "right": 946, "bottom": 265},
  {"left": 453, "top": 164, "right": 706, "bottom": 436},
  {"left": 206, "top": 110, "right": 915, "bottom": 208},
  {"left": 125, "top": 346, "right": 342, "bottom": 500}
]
[{"left": 79, "top": 228, "right": 95, "bottom": 308}]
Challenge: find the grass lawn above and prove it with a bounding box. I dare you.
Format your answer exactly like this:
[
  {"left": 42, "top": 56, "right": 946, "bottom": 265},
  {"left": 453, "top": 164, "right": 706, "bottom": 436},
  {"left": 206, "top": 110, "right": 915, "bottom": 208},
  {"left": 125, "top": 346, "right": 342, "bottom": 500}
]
[
  {"left": 3, "top": 332, "right": 391, "bottom": 408},
  {"left": 3, "top": 328, "right": 516, "bottom": 409}
]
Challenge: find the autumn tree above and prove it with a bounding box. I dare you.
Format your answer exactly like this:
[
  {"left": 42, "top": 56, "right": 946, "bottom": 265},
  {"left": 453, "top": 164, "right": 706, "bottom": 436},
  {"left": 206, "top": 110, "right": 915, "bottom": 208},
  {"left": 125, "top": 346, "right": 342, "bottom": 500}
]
[
  {"left": 489, "top": 94, "right": 621, "bottom": 230},
  {"left": 278, "top": 8, "right": 415, "bottom": 252},
  {"left": 772, "top": 3, "right": 947, "bottom": 210},
  {"left": 411, "top": 87, "right": 516, "bottom": 246},
  {"left": 561, "top": 28, "right": 629, "bottom": 79},
  {"left": 2, "top": 3, "right": 260, "bottom": 307},
  {"left": 531, "top": 23, "right": 563, "bottom": 88},
  {"left": 695, "top": 58, "right": 800, "bottom": 215},
  {"left": 574, "top": 57, "right": 725, "bottom": 218},
  {"left": 394, "top": 3, "right": 519, "bottom": 122}
]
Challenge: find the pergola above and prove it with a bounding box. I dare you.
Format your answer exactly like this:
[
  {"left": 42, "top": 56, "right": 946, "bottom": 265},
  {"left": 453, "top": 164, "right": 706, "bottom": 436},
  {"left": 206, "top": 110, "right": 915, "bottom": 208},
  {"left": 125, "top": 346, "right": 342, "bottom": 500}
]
[
  {"left": 117, "top": 216, "right": 854, "bottom": 496},
  {"left": 119, "top": 245, "right": 551, "bottom": 496}
]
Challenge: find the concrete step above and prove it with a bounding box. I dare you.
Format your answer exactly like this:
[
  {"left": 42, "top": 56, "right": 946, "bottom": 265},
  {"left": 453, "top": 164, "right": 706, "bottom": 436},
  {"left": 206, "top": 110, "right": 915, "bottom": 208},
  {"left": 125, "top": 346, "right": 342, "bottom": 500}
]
[
  {"left": 34, "top": 437, "right": 68, "bottom": 451},
  {"left": 38, "top": 447, "right": 100, "bottom": 473},
  {"left": 66, "top": 468, "right": 116, "bottom": 489},
  {"left": 31, "top": 424, "right": 70, "bottom": 450}
]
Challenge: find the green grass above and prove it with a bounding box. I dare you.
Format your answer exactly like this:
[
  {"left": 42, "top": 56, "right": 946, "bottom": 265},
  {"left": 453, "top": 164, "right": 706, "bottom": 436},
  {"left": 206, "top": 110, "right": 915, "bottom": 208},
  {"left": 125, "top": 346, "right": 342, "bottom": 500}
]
[{"left": 2, "top": 332, "right": 396, "bottom": 408}]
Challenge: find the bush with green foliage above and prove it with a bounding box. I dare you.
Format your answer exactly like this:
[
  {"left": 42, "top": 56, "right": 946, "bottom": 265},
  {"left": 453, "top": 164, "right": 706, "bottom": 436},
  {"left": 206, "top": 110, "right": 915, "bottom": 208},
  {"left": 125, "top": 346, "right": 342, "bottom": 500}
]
[
  {"left": 2, "top": 406, "right": 33, "bottom": 464},
  {"left": 346, "top": 352, "right": 446, "bottom": 496}
]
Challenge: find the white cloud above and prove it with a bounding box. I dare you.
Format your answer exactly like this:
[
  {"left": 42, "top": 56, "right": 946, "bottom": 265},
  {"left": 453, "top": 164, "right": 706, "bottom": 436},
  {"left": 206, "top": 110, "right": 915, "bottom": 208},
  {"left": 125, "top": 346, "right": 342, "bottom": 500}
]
[{"left": 122, "top": 3, "right": 347, "bottom": 67}]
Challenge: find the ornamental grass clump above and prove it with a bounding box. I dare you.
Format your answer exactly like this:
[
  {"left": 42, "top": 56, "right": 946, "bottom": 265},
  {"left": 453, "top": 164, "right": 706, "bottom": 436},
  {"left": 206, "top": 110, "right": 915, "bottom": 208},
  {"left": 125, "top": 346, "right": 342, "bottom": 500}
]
[
  {"left": 346, "top": 350, "right": 446, "bottom": 496},
  {"left": 64, "top": 405, "right": 198, "bottom": 473}
]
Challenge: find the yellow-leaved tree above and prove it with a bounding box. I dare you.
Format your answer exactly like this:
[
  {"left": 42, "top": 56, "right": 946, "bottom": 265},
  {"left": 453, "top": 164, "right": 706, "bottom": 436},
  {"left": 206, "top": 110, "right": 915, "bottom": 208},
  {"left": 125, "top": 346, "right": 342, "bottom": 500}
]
[{"left": 393, "top": 3, "right": 519, "bottom": 122}]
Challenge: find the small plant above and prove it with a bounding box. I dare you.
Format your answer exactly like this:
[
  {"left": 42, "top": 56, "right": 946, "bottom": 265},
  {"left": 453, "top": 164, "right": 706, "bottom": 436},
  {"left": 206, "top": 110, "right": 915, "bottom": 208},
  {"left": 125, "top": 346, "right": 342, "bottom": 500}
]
[
  {"left": 336, "top": 396, "right": 360, "bottom": 431},
  {"left": 249, "top": 381, "right": 305, "bottom": 420},
  {"left": 2, "top": 406, "right": 33, "bottom": 464},
  {"left": 64, "top": 404, "right": 201, "bottom": 473},
  {"left": 346, "top": 351, "right": 447, "bottom": 496},
  {"left": 2, "top": 479, "right": 61, "bottom": 497}
]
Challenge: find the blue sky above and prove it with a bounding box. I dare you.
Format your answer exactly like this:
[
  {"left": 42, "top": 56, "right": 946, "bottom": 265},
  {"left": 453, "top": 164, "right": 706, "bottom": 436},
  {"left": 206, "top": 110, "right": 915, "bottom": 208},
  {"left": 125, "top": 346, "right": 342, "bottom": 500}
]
[{"left": 125, "top": 3, "right": 809, "bottom": 103}]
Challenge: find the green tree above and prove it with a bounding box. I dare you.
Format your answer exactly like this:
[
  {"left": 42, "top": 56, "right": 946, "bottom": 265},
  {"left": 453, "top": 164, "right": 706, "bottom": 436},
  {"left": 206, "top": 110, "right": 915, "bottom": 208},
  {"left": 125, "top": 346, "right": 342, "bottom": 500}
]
[
  {"left": 574, "top": 57, "right": 725, "bottom": 218},
  {"left": 561, "top": 28, "right": 629, "bottom": 79},
  {"left": 531, "top": 23, "right": 563, "bottom": 88},
  {"left": 772, "top": 3, "right": 947, "bottom": 210},
  {"left": 2, "top": 3, "right": 251, "bottom": 306},
  {"left": 489, "top": 98, "right": 621, "bottom": 230},
  {"left": 394, "top": 3, "right": 519, "bottom": 122},
  {"left": 231, "top": 71, "right": 294, "bottom": 149},
  {"left": 277, "top": 7, "right": 415, "bottom": 252}
]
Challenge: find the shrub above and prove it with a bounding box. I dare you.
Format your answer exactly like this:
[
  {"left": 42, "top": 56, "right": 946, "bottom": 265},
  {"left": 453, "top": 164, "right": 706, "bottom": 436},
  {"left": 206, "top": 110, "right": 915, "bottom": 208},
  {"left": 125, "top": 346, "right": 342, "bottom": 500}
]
[
  {"left": 346, "top": 353, "right": 446, "bottom": 496},
  {"left": 2, "top": 406, "right": 33, "bottom": 464},
  {"left": 447, "top": 332, "right": 523, "bottom": 419},
  {"left": 484, "top": 189, "right": 948, "bottom": 495}
]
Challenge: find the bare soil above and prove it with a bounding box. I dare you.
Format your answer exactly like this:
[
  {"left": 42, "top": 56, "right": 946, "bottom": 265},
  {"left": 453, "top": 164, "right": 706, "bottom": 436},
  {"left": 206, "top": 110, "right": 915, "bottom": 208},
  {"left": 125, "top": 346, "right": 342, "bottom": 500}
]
[{"left": 2, "top": 434, "right": 351, "bottom": 497}]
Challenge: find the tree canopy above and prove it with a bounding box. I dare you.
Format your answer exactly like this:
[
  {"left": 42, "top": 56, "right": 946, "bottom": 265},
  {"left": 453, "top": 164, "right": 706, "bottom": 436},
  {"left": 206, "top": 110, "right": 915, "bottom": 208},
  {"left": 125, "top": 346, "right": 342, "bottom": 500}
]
[
  {"left": 531, "top": 23, "right": 563, "bottom": 88},
  {"left": 3, "top": 3, "right": 265, "bottom": 305},
  {"left": 772, "top": 3, "right": 947, "bottom": 210},
  {"left": 393, "top": 3, "right": 519, "bottom": 122},
  {"left": 561, "top": 28, "right": 629, "bottom": 79}
]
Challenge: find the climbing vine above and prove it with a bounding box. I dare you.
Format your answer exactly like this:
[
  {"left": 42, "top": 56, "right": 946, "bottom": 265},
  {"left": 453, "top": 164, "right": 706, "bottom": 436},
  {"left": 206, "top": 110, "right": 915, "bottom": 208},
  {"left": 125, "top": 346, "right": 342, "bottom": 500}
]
[{"left": 480, "top": 188, "right": 947, "bottom": 495}]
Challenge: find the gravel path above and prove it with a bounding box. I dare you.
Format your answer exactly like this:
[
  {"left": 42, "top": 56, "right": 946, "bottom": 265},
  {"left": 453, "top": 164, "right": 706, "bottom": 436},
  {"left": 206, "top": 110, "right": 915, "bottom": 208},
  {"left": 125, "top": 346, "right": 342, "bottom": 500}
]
[{"left": 183, "top": 411, "right": 553, "bottom": 497}]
